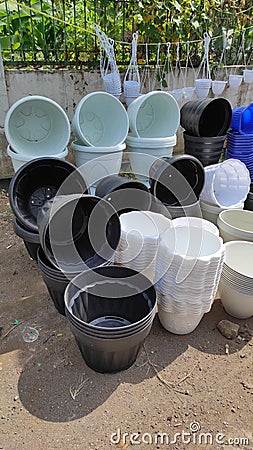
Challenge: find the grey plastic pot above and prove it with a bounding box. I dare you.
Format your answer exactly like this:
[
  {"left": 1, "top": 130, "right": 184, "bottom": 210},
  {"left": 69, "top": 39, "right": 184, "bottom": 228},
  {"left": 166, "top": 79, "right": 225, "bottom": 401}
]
[
  {"left": 13, "top": 217, "right": 40, "bottom": 261},
  {"left": 180, "top": 98, "right": 232, "bottom": 137},
  {"left": 37, "top": 194, "right": 121, "bottom": 273}
]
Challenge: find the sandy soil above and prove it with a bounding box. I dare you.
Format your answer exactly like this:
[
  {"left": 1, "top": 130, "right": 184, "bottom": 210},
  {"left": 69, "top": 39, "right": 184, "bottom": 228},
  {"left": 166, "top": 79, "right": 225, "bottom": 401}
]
[{"left": 0, "top": 189, "right": 253, "bottom": 450}]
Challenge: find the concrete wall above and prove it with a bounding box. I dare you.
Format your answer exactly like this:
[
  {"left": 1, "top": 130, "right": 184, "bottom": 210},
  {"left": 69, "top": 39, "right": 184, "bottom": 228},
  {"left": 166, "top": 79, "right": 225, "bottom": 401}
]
[{"left": 1, "top": 64, "right": 253, "bottom": 179}]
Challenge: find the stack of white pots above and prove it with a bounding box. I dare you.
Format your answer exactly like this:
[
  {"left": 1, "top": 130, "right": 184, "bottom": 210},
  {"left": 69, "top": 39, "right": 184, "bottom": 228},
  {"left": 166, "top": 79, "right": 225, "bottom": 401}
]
[
  {"left": 219, "top": 241, "right": 253, "bottom": 319},
  {"left": 71, "top": 91, "right": 129, "bottom": 189},
  {"left": 200, "top": 159, "right": 251, "bottom": 224},
  {"left": 5, "top": 95, "right": 70, "bottom": 172},
  {"left": 126, "top": 91, "right": 180, "bottom": 185},
  {"left": 114, "top": 211, "right": 172, "bottom": 282},
  {"left": 155, "top": 220, "right": 224, "bottom": 334}
]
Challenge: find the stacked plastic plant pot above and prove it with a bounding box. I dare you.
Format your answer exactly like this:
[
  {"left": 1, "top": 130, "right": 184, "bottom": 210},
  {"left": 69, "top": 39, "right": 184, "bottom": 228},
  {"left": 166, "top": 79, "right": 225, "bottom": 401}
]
[
  {"left": 126, "top": 91, "right": 180, "bottom": 185},
  {"left": 200, "top": 159, "right": 251, "bottom": 225},
  {"left": 219, "top": 241, "right": 253, "bottom": 319},
  {"left": 5, "top": 96, "right": 70, "bottom": 172},
  {"left": 180, "top": 98, "right": 232, "bottom": 167},
  {"left": 114, "top": 211, "right": 172, "bottom": 282},
  {"left": 149, "top": 155, "right": 205, "bottom": 219},
  {"left": 155, "top": 223, "right": 224, "bottom": 334},
  {"left": 64, "top": 265, "right": 157, "bottom": 373},
  {"left": 71, "top": 92, "right": 129, "bottom": 190},
  {"left": 9, "top": 157, "right": 86, "bottom": 263},
  {"left": 226, "top": 103, "right": 253, "bottom": 180}
]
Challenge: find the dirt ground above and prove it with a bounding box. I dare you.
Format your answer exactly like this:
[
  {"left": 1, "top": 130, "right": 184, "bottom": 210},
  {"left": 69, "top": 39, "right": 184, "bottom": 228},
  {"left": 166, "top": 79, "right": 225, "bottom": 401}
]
[{"left": 0, "top": 188, "right": 253, "bottom": 450}]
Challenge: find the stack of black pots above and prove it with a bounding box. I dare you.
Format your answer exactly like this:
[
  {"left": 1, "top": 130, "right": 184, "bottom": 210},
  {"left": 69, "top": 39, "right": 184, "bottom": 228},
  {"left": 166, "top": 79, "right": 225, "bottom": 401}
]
[
  {"left": 9, "top": 157, "right": 86, "bottom": 262},
  {"left": 180, "top": 98, "right": 232, "bottom": 167},
  {"left": 9, "top": 162, "right": 158, "bottom": 373}
]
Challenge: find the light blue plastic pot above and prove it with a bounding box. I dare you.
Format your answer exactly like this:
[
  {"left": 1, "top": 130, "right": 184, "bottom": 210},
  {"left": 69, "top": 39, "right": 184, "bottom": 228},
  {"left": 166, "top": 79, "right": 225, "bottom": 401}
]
[
  {"left": 72, "top": 91, "right": 129, "bottom": 147},
  {"left": 127, "top": 91, "right": 180, "bottom": 138},
  {"left": 5, "top": 95, "right": 70, "bottom": 156}
]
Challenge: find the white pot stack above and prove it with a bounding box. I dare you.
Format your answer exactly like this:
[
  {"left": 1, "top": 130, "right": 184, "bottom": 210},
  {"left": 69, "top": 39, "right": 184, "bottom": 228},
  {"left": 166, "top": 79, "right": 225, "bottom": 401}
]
[
  {"left": 5, "top": 95, "right": 70, "bottom": 171},
  {"left": 126, "top": 91, "right": 180, "bottom": 185},
  {"left": 219, "top": 241, "right": 253, "bottom": 319},
  {"left": 114, "top": 211, "right": 172, "bottom": 282},
  {"left": 71, "top": 91, "right": 129, "bottom": 189},
  {"left": 155, "top": 223, "right": 224, "bottom": 334}
]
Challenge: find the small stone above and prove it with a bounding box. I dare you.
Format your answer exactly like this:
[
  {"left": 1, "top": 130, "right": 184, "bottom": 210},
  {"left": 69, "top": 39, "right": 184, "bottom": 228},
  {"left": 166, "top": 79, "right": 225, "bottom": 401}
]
[
  {"left": 13, "top": 396, "right": 19, "bottom": 401},
  {"left": 217, "top": 320, "right": 240, "bottom": 339}
]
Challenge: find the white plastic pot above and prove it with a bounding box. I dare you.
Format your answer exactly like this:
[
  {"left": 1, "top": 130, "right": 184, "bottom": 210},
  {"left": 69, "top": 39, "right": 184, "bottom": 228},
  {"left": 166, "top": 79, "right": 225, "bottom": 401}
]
[
  {"left": 217, "top": 209, "right": 253, "bottom": 242},
  {"left": 200, "top": 199, "right": 244, "bottom": 225},
  {"left": 127, "top": 91, "right": 180, "bottom": 138},
  {"left": 72, "top": 91, "right": 129, "bottom": 147},
  {"left": 243, "top": 69, "right": 253, "bottom": 84},
  {"left": 228, "top": 74, "right": 243, "bottom": 88},
  {"left": 200, "top": 159, "right": 250, "bottom": 207},
  {"left": 219, "top": 279, "right": 253, "bottom": 319},
  {"left": 71, "top": 140, "right": 125, "bottom": 188},
  {"left": 158, "top": 304, "right": 204, "bottom": 334},
  {"left": 211, "top": 80, "right": 227, "bottom": 96},
  {"left": 5, "top": 95, "right": 70, "bottom": 156},
  {"left": 7, "top": 145, "right": 68, "bottom": 172},
  {"left": 126, "top": 134, "right": 176, "bottom": 183}
]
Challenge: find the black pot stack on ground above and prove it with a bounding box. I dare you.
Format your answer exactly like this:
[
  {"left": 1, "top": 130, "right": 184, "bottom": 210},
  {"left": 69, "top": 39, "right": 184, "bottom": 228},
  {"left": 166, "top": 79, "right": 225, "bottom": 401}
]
[{"left": 180, "top": 98, "right": 232, "bottom": 166}]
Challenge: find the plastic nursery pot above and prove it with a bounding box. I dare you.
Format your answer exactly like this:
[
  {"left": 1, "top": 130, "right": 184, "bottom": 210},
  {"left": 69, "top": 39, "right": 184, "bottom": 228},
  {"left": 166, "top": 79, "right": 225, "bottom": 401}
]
[
  {"left": 125, "top": 133, "right": 177, "bottom": 184},
  {"left": 149, "top": 155, "right": 205, "bottom": 207},
  {"left": 71, "top": 140, "right": 125, "bottom": 188},
  {"left": 72, "top": 92, "right": 129, "bottom": 147},
  {"left": 13, "top": 217, "right": 40, "bottom": 261},
  {"left": 5, "top": 95, "right": 70, "bottom": 156},
  {"left": 183, "top": 132, "right": 226, "bottom": 167},
  {"left": 127, "top": 91, "right": 180, "bottom": 138},
  {"left": 37, "top": 194, "right": 121, "bottom": 273},
  {"left": 95, "top": 175, "right": 151, "bottom": 215},
  {"left": 244, "top": 183, "right": 253, "bottom": 211},
  {"left": 8, "top": 157, "right": 87, "bottom": 233},
  {"left": 7, "top": 145, "right": 68, "bottom": 173},
  {"left": 180, "top": 98, "right": 232, "bottom": 137},
  {"left": 64, "top": 265, "right": 156, "bottom": 373},
  {"left": 37, "top": 248, "right": 71, "bottom": 316}
]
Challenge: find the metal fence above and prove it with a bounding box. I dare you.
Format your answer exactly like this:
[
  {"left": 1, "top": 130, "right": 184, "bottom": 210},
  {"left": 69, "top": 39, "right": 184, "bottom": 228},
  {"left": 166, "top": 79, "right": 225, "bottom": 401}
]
[{"left": 1, "top": 0, "right": 253, "bottom": 70}]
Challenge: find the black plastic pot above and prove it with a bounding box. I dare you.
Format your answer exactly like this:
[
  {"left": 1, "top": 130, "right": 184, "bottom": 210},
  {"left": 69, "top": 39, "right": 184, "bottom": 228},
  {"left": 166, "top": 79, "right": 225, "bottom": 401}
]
[
  {"left": 37, "top": 248, "right": 70, "bottom": 316},
  {"left": 13, "top": 217, "right": 40, "bottom": 261},
  {"left": 37, "top": 194, "right": 121, "bottom": 273},
  {"left": 183, "top": 132, "right": 226, "bottom": 166},
  {"left": 69, "top": 320, "right": 153, "bottom": 373},
  {"left": 244, "top": 183, "right": 253, "bottom": 211},
  {"left": 149, "top": 155, "right": 205, "bottom": 206},
  {"left": 151, "top": 197, "right": 202, "bottom": 219},
  {"left": 9, "top": 157, "right": 87, "bottom": 233},
  {"left": 95, "top": 175, "right": 151, "bottom": 215},
  {"left": 180, "top": 98, "right": 232, "bottom": 137},
  {"left": 65, "top": 265, "right": 157, "bottom": 373}
]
